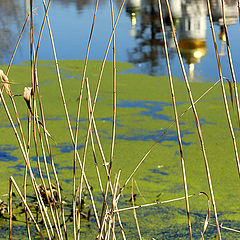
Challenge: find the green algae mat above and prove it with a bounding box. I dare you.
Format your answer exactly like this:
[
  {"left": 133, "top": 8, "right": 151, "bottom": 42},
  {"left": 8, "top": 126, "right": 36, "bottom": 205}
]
[{"left": 0, "top": 60, "right": 239, "bottom": 239}]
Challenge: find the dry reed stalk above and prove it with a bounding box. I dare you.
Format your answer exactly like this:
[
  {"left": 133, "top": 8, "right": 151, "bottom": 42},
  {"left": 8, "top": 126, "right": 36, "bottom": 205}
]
[
  {"left": 85, "top": 78, "right": 127, "bottom": 238},
  {"left": 9, "top": 177, "right": 45, "bottom": 240},
  {"left": 74, "top": 0, "right": 126, "bottom": 185},
  {"left": 111, "top": 171, "right": 121, "bottom": 239},
  {"left": 98, "top": 213, "right": 109, "bottom": 240},
  {"left": 82, "top": 0, "right": 126, "bottom": 143},
  {"left": 85, "top": 80, "right": 122, "bottom": 224},
  {"left": 75, "top": 78, "right": 96, "bottom": 239},
  {"left": 114, "top": 208, "right": 126, "bottom": 240},
  {"left": 114, "top": 192, "right": 204, "bottom": 213},
  {"left": 206, "top": 0, "right": 240, "bottom": 179},
  {"left": 24, "top": 107, "right": 32, "bottom": 240},
  {"left": 74, "top": 0, "right": 126, "bottom": 236},
  {"left": 165, "top": 0, "right": 222, "bottom": 238},
  {"left": 9, "top": 177, "right": 13, "bottom": 240},
  {"left": 32, "top": 104, "right": 66, "bottom": 240},
  {"left": 109, "top": 0, "right": 117, "bottom": 178},
  {"left": 41, "top": 0, "right": 125, "bottom": 236},
  {"left": 6, "top": 13, "right": 30, "bottom": 76},
  {"left": 75, "top": 77, "right": 100, "bottom": 239},
  {"left": 0, "top": 97, "right": 53, "bottom": 234},
  {"left": 90, "top": 128, "right": 104, "bottom": 194},
  {"left": 0, "top": 19, "right": 56, "bottom": 240},
  {"left": 157, "top": 0, "right": 192, "bottom": 238},
  {"left": 0, "top": 9, "right": 29, "bottom": 95},
  {"left": 29, "top": 1, "right": 69, "bottom": 236},
  {"left": 203, "top": 222, "right": 240, "bottom": 234},
  {"left": 105, "top": 223, "right": 111, "bottom": 240},
  {"left": 41, "top": 0, "right": 101, "bottom": 237},
  {"left": 0, "top": 71, "right": 28, "bottom": 159},
  {"left": 98, "top": 171, "right": 121, "bottom": 240},
  {"left": 219, "top": 0, "right": 240, "bottom": 176},
  {"left": 134, "top": 179, "right": 146, "bottom": 203},
  {"left": 28, "top": 5, "right": 55, "bottom": 239},
  {"left": 100, "top": 1, "right": 118, "bottom": 236},
  {"left": 28, "top": 68, "right": 63, "bottom": 239},
  {"left": 131, "top": 179, "right": 142, "bottom": 240},
  {"left": 85, "top": 79, "right": 115, "bottom": 193},
  {"left": 71, "top": 0, "right": 100, "bottom": 236},
  {"left": 84, "top": 85, "right": 126, "bottom": 239},
  {"left": 28, "top": 4, "right": 55, "bottom": 237}
]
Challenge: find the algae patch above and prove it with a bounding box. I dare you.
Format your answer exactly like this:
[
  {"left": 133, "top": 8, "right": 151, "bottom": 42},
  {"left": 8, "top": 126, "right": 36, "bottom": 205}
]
[{"left": 0, "top": 60, "right": 239, "bottom": 238}]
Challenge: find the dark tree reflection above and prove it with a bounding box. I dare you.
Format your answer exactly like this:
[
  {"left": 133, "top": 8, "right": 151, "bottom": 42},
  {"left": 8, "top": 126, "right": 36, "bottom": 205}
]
[
  {"left": 126, "top": 0, "right": 177, "bottom": 76},
  {"left": 0, "top": 0, "right": 24, "bottom": 64}
]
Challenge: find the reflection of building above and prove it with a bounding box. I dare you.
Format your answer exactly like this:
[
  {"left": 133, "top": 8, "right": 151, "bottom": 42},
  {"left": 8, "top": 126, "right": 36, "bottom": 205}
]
[
  {"left": 126, "top": 0, "right": 141, "bottom": 36},
  {"left": 211, "top": 0, "right": 238, "bottom": 56},
  {"left": 179, "top": 0, "right": 207, "bottom": 80},
  {"left": 211, "top": 0, "right": 238, "bottom": 25},
  {"left": 169, "top": 0, "right": 182, "bottom": 21},
  {"left": 125, "top": 0, "right": 238, "bottom": 78}
]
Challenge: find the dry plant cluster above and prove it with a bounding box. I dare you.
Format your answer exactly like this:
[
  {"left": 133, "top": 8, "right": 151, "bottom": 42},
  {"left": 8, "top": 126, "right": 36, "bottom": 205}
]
[{"left": 0, "top": 0, "right": 240, "bottom": 239}]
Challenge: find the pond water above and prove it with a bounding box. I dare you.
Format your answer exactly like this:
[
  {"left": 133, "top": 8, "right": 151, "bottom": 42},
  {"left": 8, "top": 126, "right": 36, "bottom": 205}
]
[
  {"left": 1, "top": 0, "right": 240, "bottom": 81},
  {"left": 0, "top": 0, "right": 240, "bottom": 239}
]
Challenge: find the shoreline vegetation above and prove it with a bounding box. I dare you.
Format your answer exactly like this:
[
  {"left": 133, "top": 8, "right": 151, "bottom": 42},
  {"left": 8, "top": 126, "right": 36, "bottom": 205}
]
[{"left": 0, "top": 0, "right": 240, "bottom": 239}]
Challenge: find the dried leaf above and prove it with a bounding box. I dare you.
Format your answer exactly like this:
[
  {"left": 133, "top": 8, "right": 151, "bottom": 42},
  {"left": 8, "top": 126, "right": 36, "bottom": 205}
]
[
  {"left": 23, "top": 87, "right": 33, "bottom": 114},
  {"left": 23, "top": 87, "right": 56, "bottom": 143},
  {"left": 0, "top": 69, "right": 12, "bottom": 97},
  {"left": 23, "top": 87, "right": 32, "bottom": 102}
]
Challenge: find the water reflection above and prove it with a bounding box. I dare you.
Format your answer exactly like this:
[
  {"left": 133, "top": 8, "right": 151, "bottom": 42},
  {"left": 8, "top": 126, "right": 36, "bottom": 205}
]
[
  {"left": 0, "top": 0, "right": 24, "bottom": 63},
  {"left": 54, "top": 0, "right": 96, "bottom": 12},
  {"left": 126, "top": 0, "right": 238, "bottom": 79},
  {"left": 0, "top": 0, "right": 238, "bottom": 81}
]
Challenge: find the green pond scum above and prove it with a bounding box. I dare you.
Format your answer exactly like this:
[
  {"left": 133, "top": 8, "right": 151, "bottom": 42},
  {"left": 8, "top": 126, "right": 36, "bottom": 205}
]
[{"left": 0, "top": 60, "right": 239, "bottom": 239}]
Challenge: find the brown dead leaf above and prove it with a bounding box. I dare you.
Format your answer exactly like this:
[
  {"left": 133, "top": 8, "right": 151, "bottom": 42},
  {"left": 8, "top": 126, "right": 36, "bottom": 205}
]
[
  {"left": 23, "top": 87, "right": 33, "bottom": 115},
  {"left": 0, "top": 69, "right": 12, "bottom": 97}
]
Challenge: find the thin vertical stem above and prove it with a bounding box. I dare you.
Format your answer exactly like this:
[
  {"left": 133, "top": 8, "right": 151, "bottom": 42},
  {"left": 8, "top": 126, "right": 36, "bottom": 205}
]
[
  {"left": 6, "top": 13, "right": 30, "bottom": 76},
  {"left": 42, "top": 8, "right": 101, "bottom": 232},
  {"left": 10, "top": 177, "right": 45, "bottom": 240},
  {"left": 165, "top": 0, "right": 221, "bottom": 238},
  {"left": 219, "top": 0, "right": 240, "bottom": 176},
  {"left": 9, "top": 178, "right": 13, "bottom": 240},
  {"left": 72, "top": 0, "right": 99, "bottom": 234},
  {"left": 116, "top": 79, "right": 220, "bottom": 201},
  {"left": 109, "top": 0, "right": 117, "bottom": 178},
  {"left": 0, "top": 85, "right": 54, "bottom": 239},
  {"left": 157, "top": 0, "right": 192, "bottom": 238},
  {"left": 131, "top": 179, "right": 142, "bottom": 240},
  {"left": 24, "top": 109, "right": 32, "bottom": 240}
]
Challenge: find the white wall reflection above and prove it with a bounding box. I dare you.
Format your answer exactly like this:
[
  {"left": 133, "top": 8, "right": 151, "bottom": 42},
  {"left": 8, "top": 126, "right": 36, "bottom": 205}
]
[{"left": 126, "top": 0, "right": 238, "bottom": 80}]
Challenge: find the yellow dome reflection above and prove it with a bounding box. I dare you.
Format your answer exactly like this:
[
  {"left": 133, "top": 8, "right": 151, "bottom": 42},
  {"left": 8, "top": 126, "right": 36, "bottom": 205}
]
[
  {"left": 179, "top": 38, "right": 207, "bottom": 64},
  {"left": 179, "top": 38, "right": 207, "bottom": 80}
]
